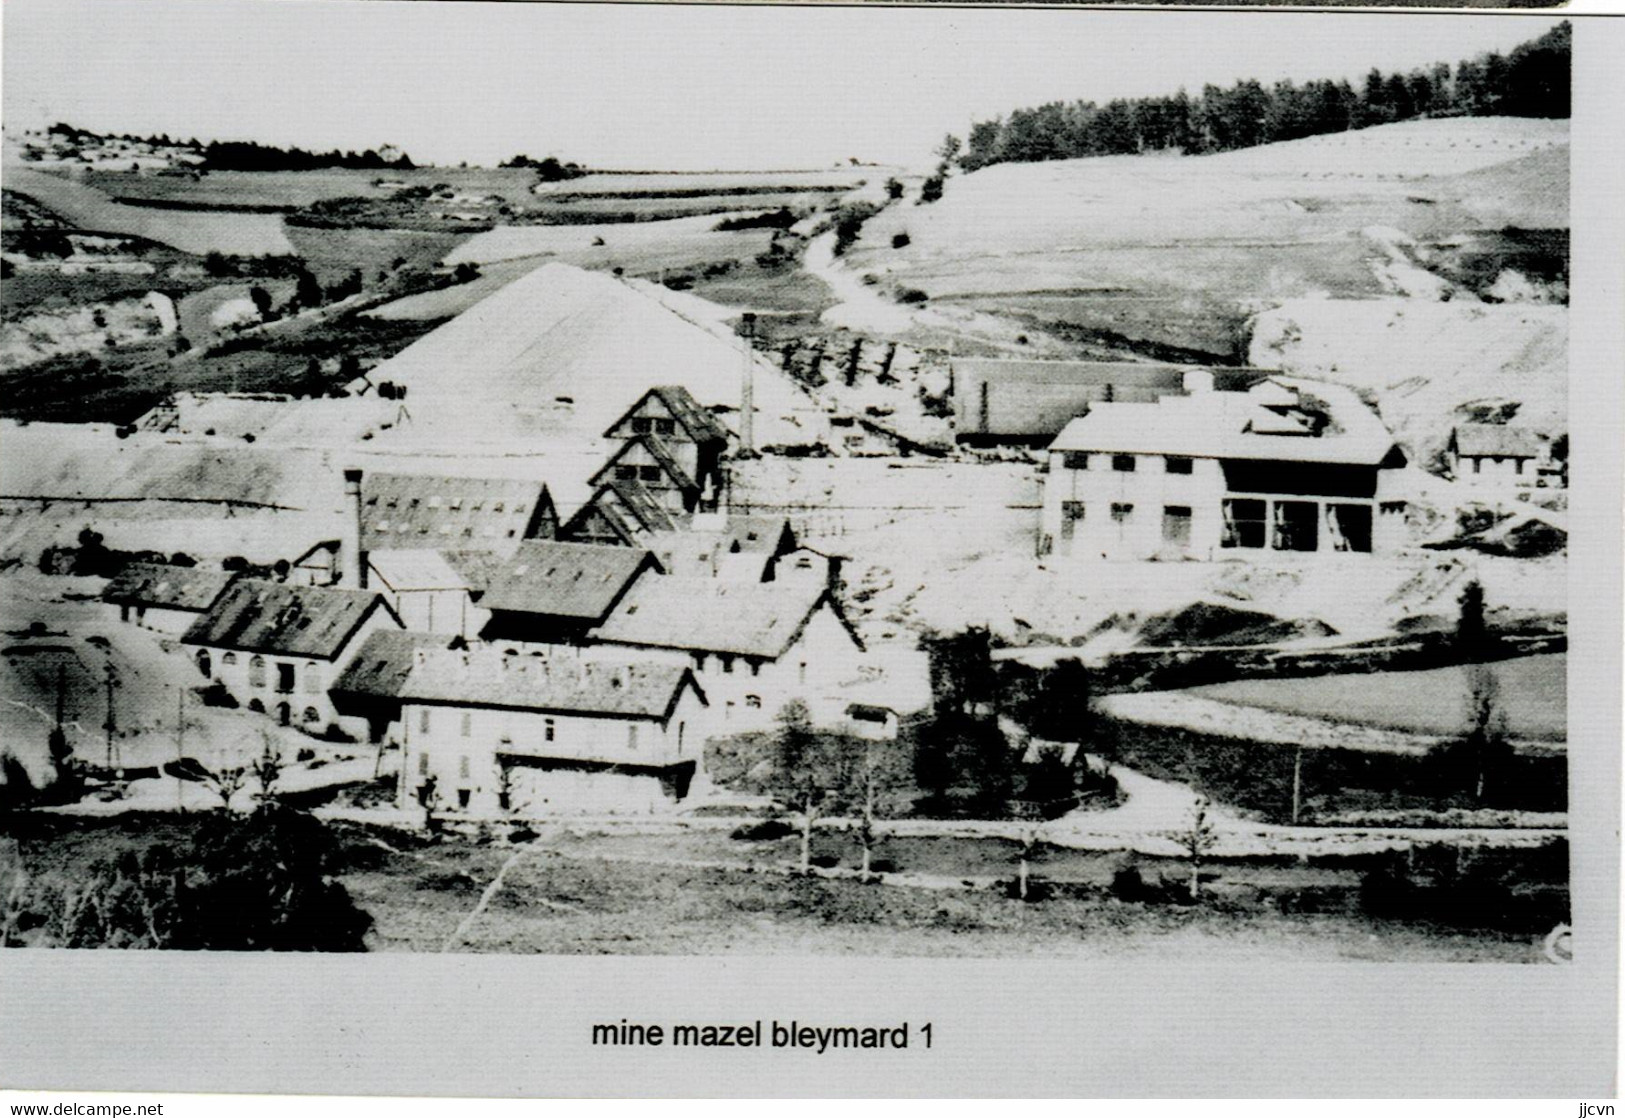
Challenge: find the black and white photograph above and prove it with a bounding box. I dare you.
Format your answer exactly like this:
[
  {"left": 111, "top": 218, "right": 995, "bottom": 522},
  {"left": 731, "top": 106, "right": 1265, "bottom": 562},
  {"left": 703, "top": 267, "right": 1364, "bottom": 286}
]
[{"left": 0, "top": 0, "right": 1585, "bottom": 969}]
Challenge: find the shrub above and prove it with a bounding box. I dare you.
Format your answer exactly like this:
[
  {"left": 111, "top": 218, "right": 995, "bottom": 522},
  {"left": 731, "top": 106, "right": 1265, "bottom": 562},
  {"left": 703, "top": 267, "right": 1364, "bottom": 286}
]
[
  {"left": 891, "top": 232, "right": 911, "bottom": 249},
  {"left": 895, "top": 288, "right": 928, "bottom": 305},
  {"left": 730, "top": 817, "right": 795, "bottom": 842},
  {"left": 809, "top": 853, "right": 840, "bottom": 870}
]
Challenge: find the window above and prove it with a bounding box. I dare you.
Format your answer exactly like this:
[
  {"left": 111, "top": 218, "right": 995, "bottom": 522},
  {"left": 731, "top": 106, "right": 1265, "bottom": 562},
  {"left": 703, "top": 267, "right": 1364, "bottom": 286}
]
[
  {"left": 1473, "top": 458, "right": 1482, "bottom": 475},
  {"left": 303, "top": 706, "right": 320, "bottom": 724},
  {"left": 545, "top": 718, "right": 555, "bottom": 742},
  {"left": 1327, "top": 504, "right": 1373, "bottom": 553},
  {"left": 1162, "top": 506, "right": 1192, "bottom": 548},
  {"left": 798, "top": 661, "right": 808, "bottom": 685},
  {"left": 746, "top": 695, "right": 762, "bottom": 709},
  {"left": 1222, "top": 499, "right": 1268, "bottom": 549},
  {"left": 304, "top": 668, "right": 321, "bottom": 694},
  {"left": 749, "top": 661, "right": 761, "bottom": 677},
  {"left": 1165, "top": 456, "right": 1193, "bottom": 475},
  {"left": 222, "top": 652, "right": 237, "bottom": 666},
  {"left": 638, "top": 465, "right": 662, "bottom": 482},
  {"left": 460, "top": 711, "right": 472, "bottom": 738},
  {"left": 721, "top": 655, "right": 734, "bottom": 674},
  {"left": 627, "top": 725, "right": 639, "bottom": 750},
  {"left": 695, "top": 654, "right": 707, "bottom": 672},
  {"left": 457, "top": 789, "right": 471, "bottom": 809},
  {"left": 419, "top": 708, "right": 432, "bottom": 734},
  {"left": 248, "top": 698, "right": 265, "bottom": 714},
  {"left": 458, "top": 755, "right": 470, "bottom": 779},
  {"left": 615, "top": 465, "right": 639, "bottom": 481},
  {"left": 1111, "top": 455, "right": 1136, "bottom": 472},
  {"left": 418, "top": 752, "right": 429, "bottom": 776},
  {"left": 1060, "top": 500, "right": 1085, "bottom": 544},
  {"left": 195, "top": 649, "right": 212, "bottom": 678},
  {"left": 276, "top": 662, "right": 296, "bottom": 694},
  {"left": 1111, "top": 503, "right": 1134, "bottom": 523},
  {"left": 1062, "top": 451, "right": 1090, "bottom": 470},
  {"left": 654, "top": 417, "right": 676, "bottom": 435},
  {"left": 1272, "top": 500, "right": 1320, "bottom": 552},
  {"left": 248, "top": 655, "right": 266, "bottom": 688},
  {"left": 632, "top": 417, "right": 654, "bottom": 434}
]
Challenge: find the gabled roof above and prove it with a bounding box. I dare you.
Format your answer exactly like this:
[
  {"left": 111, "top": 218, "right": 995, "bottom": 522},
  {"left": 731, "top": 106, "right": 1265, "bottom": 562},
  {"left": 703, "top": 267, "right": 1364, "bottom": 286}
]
[
  {"left": 361, "top": 472, "right": 547, "bottom": 551},
  {"left": 592, "top": 576, "right": 859, "bottom": 660},
  {"left": 329, "top": 629, "right": 451, "bottom": 706},
  {"left": 102, "top": 562, "right": 236, "bottom": 613},
  {"left": 589, "top": 434, "right": 698, "bottom": 493},
  {"left": 605, "top": 384, "right": 730, "bottom": 445},
  {"left": 181, "top": 579, "right": 398, "bottom": 660},
  {"left": 481, "top": 541, "right": 662, "bottom": 621},
  {"left": 367, "top": 549, "right": 472, "bottom": 593},
  {"left": 398, "top": 647, "right": 704, "bottom": 721},
  {"left": 1050, "top": 378, "right": 1397, "bottom": 467},
  {"left": 1452, "top": 423, "right": 1543, "bottom": 459},
  {"left": 562, "top": 480, "right": 679, "bottom": 543}
]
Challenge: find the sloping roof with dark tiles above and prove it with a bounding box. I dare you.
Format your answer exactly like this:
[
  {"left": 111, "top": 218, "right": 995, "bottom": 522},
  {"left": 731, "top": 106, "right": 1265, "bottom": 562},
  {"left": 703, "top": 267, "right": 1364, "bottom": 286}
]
[
  {"left": 592, "top": 576, "right": 854, "bottom": 660},
  {"left": 182, "top": 579, "right": 396, "bottom": 659},
  {"left": 102, "top": 563, "right": 236, "bottom": 613},
  {"left": 399, "top": 647, "right": 702, "bottom": 720},
  {"left": 329, "top": 629, "right": 452, "bottom": 704},
  {"left": 361, "top": 472, "right": 547, "bottom": 551},
  {"left": 481, "top": 541, "right": 660, "bottom": 620}
]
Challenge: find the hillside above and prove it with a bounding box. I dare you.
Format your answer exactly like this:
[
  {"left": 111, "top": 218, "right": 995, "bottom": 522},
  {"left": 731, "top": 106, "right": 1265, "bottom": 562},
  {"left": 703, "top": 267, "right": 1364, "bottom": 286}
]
[{"left": 844, "top": 117, "right": 1567, "bottom": 360}]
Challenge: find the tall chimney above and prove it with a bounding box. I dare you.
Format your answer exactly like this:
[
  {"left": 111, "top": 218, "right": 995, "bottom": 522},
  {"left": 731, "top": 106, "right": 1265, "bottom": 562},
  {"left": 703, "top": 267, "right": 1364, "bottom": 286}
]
[
  {"left": 342, "top": 468, "right": 367, "bottom": 589},
  {"left": 739, "top": 312, "right": 756, "bottom": 456}
]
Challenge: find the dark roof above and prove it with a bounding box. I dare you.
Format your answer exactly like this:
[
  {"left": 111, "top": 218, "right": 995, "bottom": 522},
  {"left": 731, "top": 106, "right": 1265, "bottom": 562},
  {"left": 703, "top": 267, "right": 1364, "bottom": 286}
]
[
  {"left": 361, "top": 472, "right": 547, "bottom": 551},
  {"left": 481, "top": 541, "right": 661, "bottom": 620},
  {"left": 329, "top": 629, "right": 451, "bottom": 707},
  {"left": 1453, "top": 423, "right": 1543, "bottom": 459},
  {"left": 606, "top": 385, "right": 728, "bottom": 444},
  {"left": 439, "top": 550, "right": 510, "bottom": 595},
  {"left": 643, "top": 515, "right": 798, "bottom": 578},
  {"left": 182, "top": 579, "right": 397, "bottom": 659},
  {"left": 952, "top": 359, "right": 1266, "bottom": 439},
  {"left": 398, "top": 647, "right": 704, "bottom": 721},
  {"left": 589, "top": 434, "right": 698, "bottom": 493},
  {"left": 592, "top": 577, "right": 859, "bottom": 659},
  {"left": 102, "top": 563, "right": 235, "bottom": 613},
  {"left": 562, "top": 480, "right": 679, "bottom": 544}
]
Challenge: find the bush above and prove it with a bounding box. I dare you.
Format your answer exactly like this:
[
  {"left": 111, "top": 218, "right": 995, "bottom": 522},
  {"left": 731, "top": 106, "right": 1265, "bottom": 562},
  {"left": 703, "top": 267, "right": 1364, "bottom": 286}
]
[
  {"left": 809, "top": 853, "right": 840, "bottom": 870},
  {"left": 895, "top": 287, "right": 928, "bottom": 305},
  {"left": 891, "top": 232, "right": 911, "bottom": 249},
  {"left": 730, "top": 817, "right": 795, "bottom": 842}
]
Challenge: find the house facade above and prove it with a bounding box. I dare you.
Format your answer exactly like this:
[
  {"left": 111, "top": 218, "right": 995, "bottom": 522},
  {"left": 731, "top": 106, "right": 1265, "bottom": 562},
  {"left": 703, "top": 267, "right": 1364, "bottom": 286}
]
[
  {"left": 1448, "top": 424, "right": 1548, "bottom": 489},
  {"left": 181, "top": 579, "right": 403, "bottom": 733},
  {"left": 603, "top": 385, "right": 728, "bottom": 504},
  {"left": 590, "top": 576, "right": 867, "bottom": 731},
  {"left": 479, "top": 540, "right": 662, "bottom": 644},
  {"left": 1040, "top": 378, "right": 1408, "bottom": 561},
  {"left": 367, "top": 549, "right": 487, "bottom": 638},
  {"left": 395, "top": 648, "right": 708, "bottom": 815}
]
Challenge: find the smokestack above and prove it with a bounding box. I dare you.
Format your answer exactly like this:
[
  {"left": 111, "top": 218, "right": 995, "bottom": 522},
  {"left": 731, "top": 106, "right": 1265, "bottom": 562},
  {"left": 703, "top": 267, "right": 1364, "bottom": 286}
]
[
  {"left": 739, "top": 313, "right": 756, "bottom": 456},
  {"left": 343, "top": 468, "right": 366, "bottom": 589}
]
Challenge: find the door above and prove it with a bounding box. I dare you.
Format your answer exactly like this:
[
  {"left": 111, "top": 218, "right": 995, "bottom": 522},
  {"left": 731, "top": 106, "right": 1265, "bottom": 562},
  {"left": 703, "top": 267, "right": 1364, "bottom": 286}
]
[{"left": 1162, "top": 506, "right": 1192, "bottom": 554}]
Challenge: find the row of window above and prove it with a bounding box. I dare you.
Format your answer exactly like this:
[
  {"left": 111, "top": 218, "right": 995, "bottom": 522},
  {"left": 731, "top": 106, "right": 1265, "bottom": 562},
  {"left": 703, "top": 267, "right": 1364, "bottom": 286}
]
[
  {"left": 630, "top": 416, "right": 679, "bottom": 437},
  {"left": 415, "top": 709, "right": 700, "bottom": 753},
  {"left": 1058, "top": 498, "right": 1375, "bottom": 552},
  {"left": 196, "top": 650, "right": 318, "bottom": 694},
  {"left": 614, "top": 464, "right": 668, "bottom": 483},
  {"left": 1061, "top": 452, "right": 1193, "bottom": 474},
  {"left": 367, "top": 496, "right": 526, "bottom": 514}
]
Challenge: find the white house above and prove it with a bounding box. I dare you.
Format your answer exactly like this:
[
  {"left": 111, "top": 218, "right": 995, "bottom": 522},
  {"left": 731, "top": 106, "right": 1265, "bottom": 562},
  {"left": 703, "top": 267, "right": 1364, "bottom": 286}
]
[
  {"left": 366, "top": 549, "right": 488, "bottom": 638},
  {"left": 1448, "top": 424, "right": 1547, "bottom": 489},
  {"left": 181, "top": 579, "right": 403, "bottom": 734},
  {"left": 1040, "top": 376, "right": 1409, "bottom": 562},
  {"left": 101, "top": 562, "right": 236, "bottom": 635},
  {"left": 395, "top": 647, "right": 708, "bottom": 815},
  {"left": 589, "top": 575, "right": 867, "bottom": 731}
]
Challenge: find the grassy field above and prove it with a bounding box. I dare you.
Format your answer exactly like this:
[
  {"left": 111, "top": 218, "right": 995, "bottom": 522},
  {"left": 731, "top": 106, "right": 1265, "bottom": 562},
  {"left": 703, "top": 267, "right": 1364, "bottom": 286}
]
[
  {"left": 0, "top": 812, "right": 1563, "bottom": 960},
  {"left": 1190, "top": 654, "right": 1566, "bottom": 741},
  {"left": 849, "top": 117, "right": 1567, "bottom": 360}
]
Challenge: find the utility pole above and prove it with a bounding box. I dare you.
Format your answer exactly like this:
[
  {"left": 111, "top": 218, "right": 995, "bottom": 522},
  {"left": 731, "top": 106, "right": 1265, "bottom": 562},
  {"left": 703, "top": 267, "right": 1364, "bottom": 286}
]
[
  {"left": 103, "top": 662, "right": 120, "bottom": 773},
  {"left": 738, "top": 312, "right": 756, "bottom": 457},
  {"left": 1291, "top": 744, "right": 1303, "bottom": 825},
  {"left": 175, "top": 688, "right": 186, "bottom": 813}
]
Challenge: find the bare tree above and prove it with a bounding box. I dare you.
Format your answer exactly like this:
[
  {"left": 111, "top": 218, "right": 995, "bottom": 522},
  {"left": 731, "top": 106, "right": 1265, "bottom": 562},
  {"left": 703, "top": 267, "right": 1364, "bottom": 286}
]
[
  {"left": 203, "top": 764, "right": 247, "bottom": 811},
  {"left": 768, "top": 700, "right": 853, "bottom": 874},
  {"left": 250, "top": 733, "right": 283, "bottom": 808},
  {"left": 1171, "top": 796, "right": 1219, "bottom": 901},
  {"left": 847, "top": 735, "right": 908, "bottom": 881}
]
